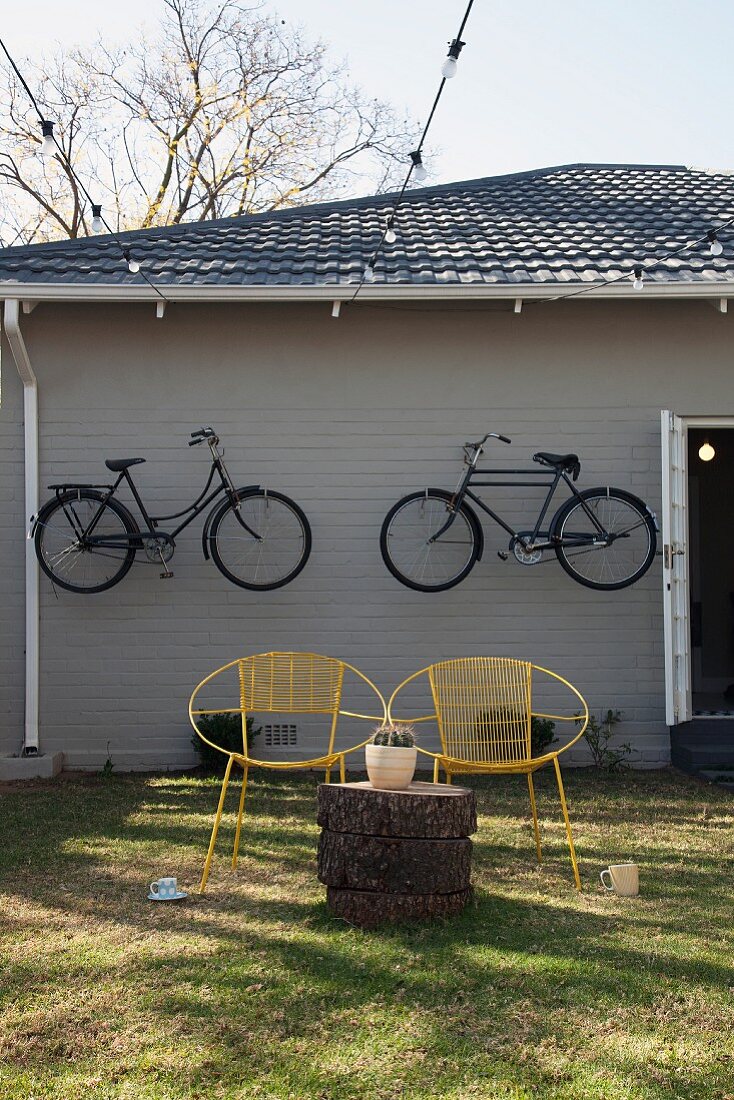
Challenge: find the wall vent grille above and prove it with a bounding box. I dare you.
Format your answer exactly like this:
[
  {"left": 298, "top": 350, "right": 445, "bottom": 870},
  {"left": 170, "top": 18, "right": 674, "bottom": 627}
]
[{"left": 263, "top": 723, "right": 298, "bottom": 748}]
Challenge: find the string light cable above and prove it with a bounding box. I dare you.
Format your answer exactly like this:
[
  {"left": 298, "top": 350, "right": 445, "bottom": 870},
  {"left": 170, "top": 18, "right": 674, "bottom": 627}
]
[
  {"left": 349, "top": 0, "right": 476, "bottom": 303},
  {"left": 528, "top": 215, "right": 734, "bottom": 308},
  {"left": 0, "top": 35, "right": 168, "bottom": 302}
]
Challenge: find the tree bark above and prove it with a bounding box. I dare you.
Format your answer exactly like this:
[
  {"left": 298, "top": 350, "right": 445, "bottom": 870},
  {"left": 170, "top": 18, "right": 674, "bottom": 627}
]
[
  {"left": 317, "top": 780, "right": 477, "bottom": 839},
  {"left": 326, "top": 886, "right": 473, "bottom": 930},
  {"left": 318, "top": 831, "right": 472, "bottom": 894},
  {"left": 317, "top": 781, "right": 477, "bottom": 929}
]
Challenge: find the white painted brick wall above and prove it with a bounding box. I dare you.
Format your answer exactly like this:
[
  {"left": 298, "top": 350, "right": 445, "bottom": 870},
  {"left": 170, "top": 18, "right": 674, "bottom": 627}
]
[{"left": 1, "top": 298, "right": 730, "bottom": 769}]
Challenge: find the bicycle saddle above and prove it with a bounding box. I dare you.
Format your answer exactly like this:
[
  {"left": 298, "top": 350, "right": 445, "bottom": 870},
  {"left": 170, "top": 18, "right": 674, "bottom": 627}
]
[
  {"left": 105, "top": 457, "right": 146, "bottom": 472},
  {"left": 533, "top": 452, "right": 581, "bottom": 480}
]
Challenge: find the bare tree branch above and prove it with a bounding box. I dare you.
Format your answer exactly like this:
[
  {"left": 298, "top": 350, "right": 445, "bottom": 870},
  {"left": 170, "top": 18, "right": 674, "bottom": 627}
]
[{"left": 0, "top": 0, "right": 418, "bottom": 243}]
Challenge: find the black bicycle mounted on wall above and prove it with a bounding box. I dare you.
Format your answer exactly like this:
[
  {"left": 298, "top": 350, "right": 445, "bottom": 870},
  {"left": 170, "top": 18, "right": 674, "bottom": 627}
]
[
  {"left": 32, "top": 427, "right": 311, "bottom": 594},
  {"left": 380, "top": 433, "right": 658, "bottom": 592}
]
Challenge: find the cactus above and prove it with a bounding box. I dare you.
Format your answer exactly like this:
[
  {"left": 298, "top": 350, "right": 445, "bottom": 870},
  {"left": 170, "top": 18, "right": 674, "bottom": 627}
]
[{"left": 371, "top": 723, "right": 416, "bottom": 748}]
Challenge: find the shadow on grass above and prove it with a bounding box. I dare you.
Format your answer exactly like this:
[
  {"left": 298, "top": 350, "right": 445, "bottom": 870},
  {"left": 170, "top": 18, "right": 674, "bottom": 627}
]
[{"left": 1, "top": 769, "right": 732, "bottom": 1099}]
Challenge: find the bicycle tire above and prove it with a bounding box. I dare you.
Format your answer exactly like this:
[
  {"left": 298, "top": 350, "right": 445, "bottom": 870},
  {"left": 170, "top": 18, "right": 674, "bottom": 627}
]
[
  {"left": 34, "top": 490, "right": 139, "bottom": 594},
  {"left": 380, "top": 489, "right": 482, "bottom": 592},
  {"left": 551, "top": 487, "right": 657, "bottom": 590},
  {"left": 209, "top": 489, "right": 311, "bottom": 590}
]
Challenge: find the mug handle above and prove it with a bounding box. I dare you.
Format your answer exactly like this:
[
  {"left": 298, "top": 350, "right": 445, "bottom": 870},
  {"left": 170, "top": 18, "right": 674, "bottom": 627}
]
[
  {"left": 600, "top": 870, "right": 614, "bottom": 891},
  {"left": 149, "top": 881, "right": 160, "bottom": 895}
]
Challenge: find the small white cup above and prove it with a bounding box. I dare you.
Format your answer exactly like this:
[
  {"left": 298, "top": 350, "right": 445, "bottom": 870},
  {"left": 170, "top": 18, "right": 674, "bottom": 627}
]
[
  {"left": 150, "top": 876, "right": 178, "bottom": 899},
  {"left": 600, "top": 863, "right": 639, "bottom": 897}
]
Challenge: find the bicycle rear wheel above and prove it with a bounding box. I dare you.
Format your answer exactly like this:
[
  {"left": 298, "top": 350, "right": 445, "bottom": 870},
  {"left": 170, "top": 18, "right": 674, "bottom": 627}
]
[
  {"left": 380, "top": 489, "right": 481, "bottom": 592},
  {"left": 552, "top": 488, "right": 657, "bottom": 590},
  {"left": 209, "top": 489, "right": 311, "bottom": 590},
  {"left": 34, "top": 490, "right": 138, "bottom": 593}
]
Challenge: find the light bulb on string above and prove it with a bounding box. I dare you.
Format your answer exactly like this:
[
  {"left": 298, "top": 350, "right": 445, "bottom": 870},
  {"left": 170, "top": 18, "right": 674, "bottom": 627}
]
[
  {"left": 707, "top": 230, "right": 724, "bottom": 257},
  {"left": 123, "top": 249, "right": 140, "bottom": 274},
  {"left": 91, "top": 204, "right": 103, "bottom": 234},
  {"left": 385, "top": 220, "right": 397, "bottom": 245},
  {"left": 631, "top": 265, "right": 644, "bottom": 291},
  {"left": 363, "top": 263, "right": 374, "bottom": 282},
  {"left": 40, "top": 120, "right": 55, "bottom": 158},
  {"left": 441, "top": 38, "right": 465, "bottom": 79},
  {"left": 410, "top": 150, "right": 427, "bottom": 183},
  {"left": 698, "top": 441, "right": 715, "bottom": 462}
]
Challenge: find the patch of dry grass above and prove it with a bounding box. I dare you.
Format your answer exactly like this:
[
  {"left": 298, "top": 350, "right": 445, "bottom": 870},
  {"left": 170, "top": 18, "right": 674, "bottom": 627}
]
[{"left": 0, "top": 768, "right": 732, "bottom": 1099}]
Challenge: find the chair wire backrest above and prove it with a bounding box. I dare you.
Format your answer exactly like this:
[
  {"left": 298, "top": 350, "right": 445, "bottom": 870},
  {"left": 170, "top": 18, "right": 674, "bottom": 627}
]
[
  {"left": 237, "top": 652, "right": 346, "bottom": 756},
  {"left": 237, "top": 652, "right": 345, "bottom": 713},
  {"left": 428, "top": 657, "right": 532, "bottom": 764}
]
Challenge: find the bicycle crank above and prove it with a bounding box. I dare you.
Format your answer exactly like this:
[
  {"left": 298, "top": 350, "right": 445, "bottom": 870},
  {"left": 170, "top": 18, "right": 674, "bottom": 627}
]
[
  {"left": 143, "top": 534, "right": 175, "bottom": 578},
  {"left": 509, "top": 535, "right": 543, "bottom": 566}
]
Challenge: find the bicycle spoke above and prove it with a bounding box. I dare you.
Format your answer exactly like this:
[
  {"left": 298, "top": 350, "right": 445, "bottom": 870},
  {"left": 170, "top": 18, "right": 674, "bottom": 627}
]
[
  {"left": 382, "top": 494, "right": 476, "bottom": 589},
  {"left": 557, "top": 493, "right": 653, "bottom": 589},
  {"left": 36, "top": 496, "right": 135, "bottom": 592},
  {"left": 212, "top": 493, "right": 309, "bottom": 589}
]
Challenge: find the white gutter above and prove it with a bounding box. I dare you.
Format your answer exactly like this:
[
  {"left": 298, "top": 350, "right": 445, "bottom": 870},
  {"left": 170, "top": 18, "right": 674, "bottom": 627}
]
[
  {"left": 1, "top": 281, "right": 733, "bottom": 304},
  {"left": 3, "top": 299, "right": 39, "bottom": 755}
]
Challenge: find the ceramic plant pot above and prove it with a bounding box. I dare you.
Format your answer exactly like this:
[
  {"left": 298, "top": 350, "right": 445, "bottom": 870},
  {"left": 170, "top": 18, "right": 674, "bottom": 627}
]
[{"left": 365, "top": 744, "right": 418, "bottom": 791}]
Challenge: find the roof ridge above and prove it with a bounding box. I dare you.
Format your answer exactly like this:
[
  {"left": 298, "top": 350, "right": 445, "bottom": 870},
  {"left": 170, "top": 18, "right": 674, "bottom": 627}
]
[{"left": 0, "top": 162, "right": 697, "bottom": 256}]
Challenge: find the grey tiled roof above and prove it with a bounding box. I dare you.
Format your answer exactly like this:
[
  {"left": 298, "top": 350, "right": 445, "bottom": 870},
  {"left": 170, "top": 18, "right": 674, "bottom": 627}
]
[{"left": 0, "top": 163, "right": 733, "bottom": 289}]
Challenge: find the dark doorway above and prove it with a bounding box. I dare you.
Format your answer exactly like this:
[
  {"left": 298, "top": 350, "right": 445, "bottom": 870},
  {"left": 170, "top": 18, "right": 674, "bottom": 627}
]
[{"left": 688, "top": 427, "right": 734, "bottom": 715}]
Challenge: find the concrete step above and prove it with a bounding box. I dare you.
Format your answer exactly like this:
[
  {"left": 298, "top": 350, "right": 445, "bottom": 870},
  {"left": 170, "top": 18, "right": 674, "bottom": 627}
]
[
  {"left": 670, "top": 719, "right": 734, "bottom": 776},
  {"left": 698, "top": 769, "right": 734, "bottom": 790}
]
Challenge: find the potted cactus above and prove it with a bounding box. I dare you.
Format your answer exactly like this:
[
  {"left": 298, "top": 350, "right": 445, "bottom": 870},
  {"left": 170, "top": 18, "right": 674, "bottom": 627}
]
[{"left": 365, "top": 724, "right": 417, "bottom": 790}]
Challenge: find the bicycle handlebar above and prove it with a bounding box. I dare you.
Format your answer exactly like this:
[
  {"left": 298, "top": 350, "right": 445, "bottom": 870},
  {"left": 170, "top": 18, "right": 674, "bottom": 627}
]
[
  {"left": 464, "top": 432, "right": 512, "bottom": 450},
  {"left": 189, "top": 426, "right": 218, "bottom": 447}
]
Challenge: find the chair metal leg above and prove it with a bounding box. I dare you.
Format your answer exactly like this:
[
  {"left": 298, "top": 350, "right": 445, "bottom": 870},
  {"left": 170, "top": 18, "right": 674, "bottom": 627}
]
[
  {"left": 339, "top": 755, "right": 346, "bottom": 783},
  {"left": 433, "top": 757, "right": 440, "bottom": 783},
  {"left": 527, "top": 772, "right": 542, "bottom": 864},
  {"left": 325, "top": 765, "right": 332, "bottom": 784},
  {"left": 553, "top": 756, "right": 581, "bottom": 891},
  {"left": 232, "top": 764, "right": 249, "bottom": 869},
  {"left": 200, "top": 755, "right": 234, "bottom": 894}
]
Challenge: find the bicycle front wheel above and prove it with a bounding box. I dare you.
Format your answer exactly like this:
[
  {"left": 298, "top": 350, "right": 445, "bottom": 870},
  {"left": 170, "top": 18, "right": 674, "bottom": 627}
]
[
  {"left": 552, "top": 488, "right": 657, "bottom": 590},
  {"left": 209, "top": 489, "right": 311, "bottom": 590},
  {"left": 380, "top": 489, "right": 481, "bottom": 592},
  {"left": 34, "top": 490, "right": 138, "bottom": 594}
]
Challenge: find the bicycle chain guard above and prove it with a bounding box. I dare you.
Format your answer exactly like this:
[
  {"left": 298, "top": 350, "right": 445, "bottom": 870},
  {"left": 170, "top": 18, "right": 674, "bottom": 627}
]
[{"left": 143, "top": 534, "right": 175, "bottom": 563}]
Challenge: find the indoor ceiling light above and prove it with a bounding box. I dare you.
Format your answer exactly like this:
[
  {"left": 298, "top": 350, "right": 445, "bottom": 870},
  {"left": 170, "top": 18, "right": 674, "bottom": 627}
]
[{"left": 698, "top": 441, "right": 715, "bottom": 462}]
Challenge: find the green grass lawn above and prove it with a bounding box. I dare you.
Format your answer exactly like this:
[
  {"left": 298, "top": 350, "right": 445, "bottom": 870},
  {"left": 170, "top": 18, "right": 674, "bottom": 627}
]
[{"left": 0, "top": 768, "right": 732, "bottom": 1100}]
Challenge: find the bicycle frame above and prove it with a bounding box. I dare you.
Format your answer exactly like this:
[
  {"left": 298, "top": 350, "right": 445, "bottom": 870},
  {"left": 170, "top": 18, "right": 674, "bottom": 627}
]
[
  {"left": 64, "top": 441, "right": 260, "bottom": 549},
  {"left": 435, "top": 459, "right": 610, "bottom": 551}
]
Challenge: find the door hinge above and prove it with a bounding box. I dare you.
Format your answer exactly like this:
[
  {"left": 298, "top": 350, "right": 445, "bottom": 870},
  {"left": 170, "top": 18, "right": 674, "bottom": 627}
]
[{"left": 664, "top": 544, "right": 685, "bottom": 568}]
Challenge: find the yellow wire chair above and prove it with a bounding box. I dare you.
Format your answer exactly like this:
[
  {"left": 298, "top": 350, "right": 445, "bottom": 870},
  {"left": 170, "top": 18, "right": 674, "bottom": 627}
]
[
  {"left": 387, "top": 657, "right": 589, "bottom": 890},
  {"left": 189, "top": 651, "right": 386, "bottom": 892}
]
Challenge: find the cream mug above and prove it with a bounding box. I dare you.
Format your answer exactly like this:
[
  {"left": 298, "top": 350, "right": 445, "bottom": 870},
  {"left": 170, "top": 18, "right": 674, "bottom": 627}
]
[{"left": 600, "top": 863, "right": 639, "bottom": 896}]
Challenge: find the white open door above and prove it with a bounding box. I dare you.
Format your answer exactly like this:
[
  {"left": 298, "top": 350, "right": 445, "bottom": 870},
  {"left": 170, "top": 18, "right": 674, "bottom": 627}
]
[{"left": 661, "top": 411, "right": 691, "bottom": 725}]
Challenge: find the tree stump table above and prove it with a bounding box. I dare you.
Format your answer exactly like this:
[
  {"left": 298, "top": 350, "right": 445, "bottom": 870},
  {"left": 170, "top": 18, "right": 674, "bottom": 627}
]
[{"left": 317, "top": 781, "right": 477, "bottom": 929}]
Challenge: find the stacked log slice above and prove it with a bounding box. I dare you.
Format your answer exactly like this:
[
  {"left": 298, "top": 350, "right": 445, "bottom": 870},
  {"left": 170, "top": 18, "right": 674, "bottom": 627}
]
[{"left": 317, "top": 780, "right": 477, "bottom": 929}]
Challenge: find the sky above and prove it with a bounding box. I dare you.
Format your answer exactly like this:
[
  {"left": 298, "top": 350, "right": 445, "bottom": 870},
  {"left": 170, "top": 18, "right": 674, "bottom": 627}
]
[{"left": 3, "top": 0, "right": 733, "bottom": 189}]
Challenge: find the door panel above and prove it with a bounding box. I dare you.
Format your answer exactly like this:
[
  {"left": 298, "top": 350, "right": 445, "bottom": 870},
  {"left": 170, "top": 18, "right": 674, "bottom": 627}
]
[{"left": 661, "top": 411, "right": 691, "bottom": 725}]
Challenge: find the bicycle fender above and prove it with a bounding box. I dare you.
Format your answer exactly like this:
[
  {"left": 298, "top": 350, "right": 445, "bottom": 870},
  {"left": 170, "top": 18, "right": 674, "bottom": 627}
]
[
  {"left": 549, "top": 486, "right": 657, "bottom": 540},
  {"left": 201, "top": 485, "right": 260, "bottom": 560},
  {"left": 424, "top": 488, "right": 485, "bottom": 562},
  {"left": 467, "top": 503, "right": 485, "bottom": 561}
]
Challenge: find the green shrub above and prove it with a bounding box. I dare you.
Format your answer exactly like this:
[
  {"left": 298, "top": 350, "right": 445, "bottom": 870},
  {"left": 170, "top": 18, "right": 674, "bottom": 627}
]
[
  {"left": 583, "top": 709, "right": 634, "bottom": 770},
  {"left": 530, "top": 716, "right": 557, "bottom": 757},
  {"left": 192, "top": 712, "right": 261, "bottom": 773}
]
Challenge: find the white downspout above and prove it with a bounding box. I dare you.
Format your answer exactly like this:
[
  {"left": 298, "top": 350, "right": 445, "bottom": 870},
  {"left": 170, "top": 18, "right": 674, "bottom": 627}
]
[{"left": 3, "top": 299, "right": 39, "bottom": 755}]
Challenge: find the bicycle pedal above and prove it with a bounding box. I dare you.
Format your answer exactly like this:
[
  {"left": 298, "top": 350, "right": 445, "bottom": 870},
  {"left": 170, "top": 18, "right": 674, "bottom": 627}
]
[
  {"left": 160, "top": 570, "right": 174, "bottom": 579},
  {"left": 497, "top": 551, "right": 508, "bottom": 561}
]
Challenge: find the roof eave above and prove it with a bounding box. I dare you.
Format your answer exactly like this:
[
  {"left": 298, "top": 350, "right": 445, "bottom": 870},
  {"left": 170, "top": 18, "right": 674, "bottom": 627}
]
[{"left": 0, "top": 281, "right": 733, "bottom": 304}]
